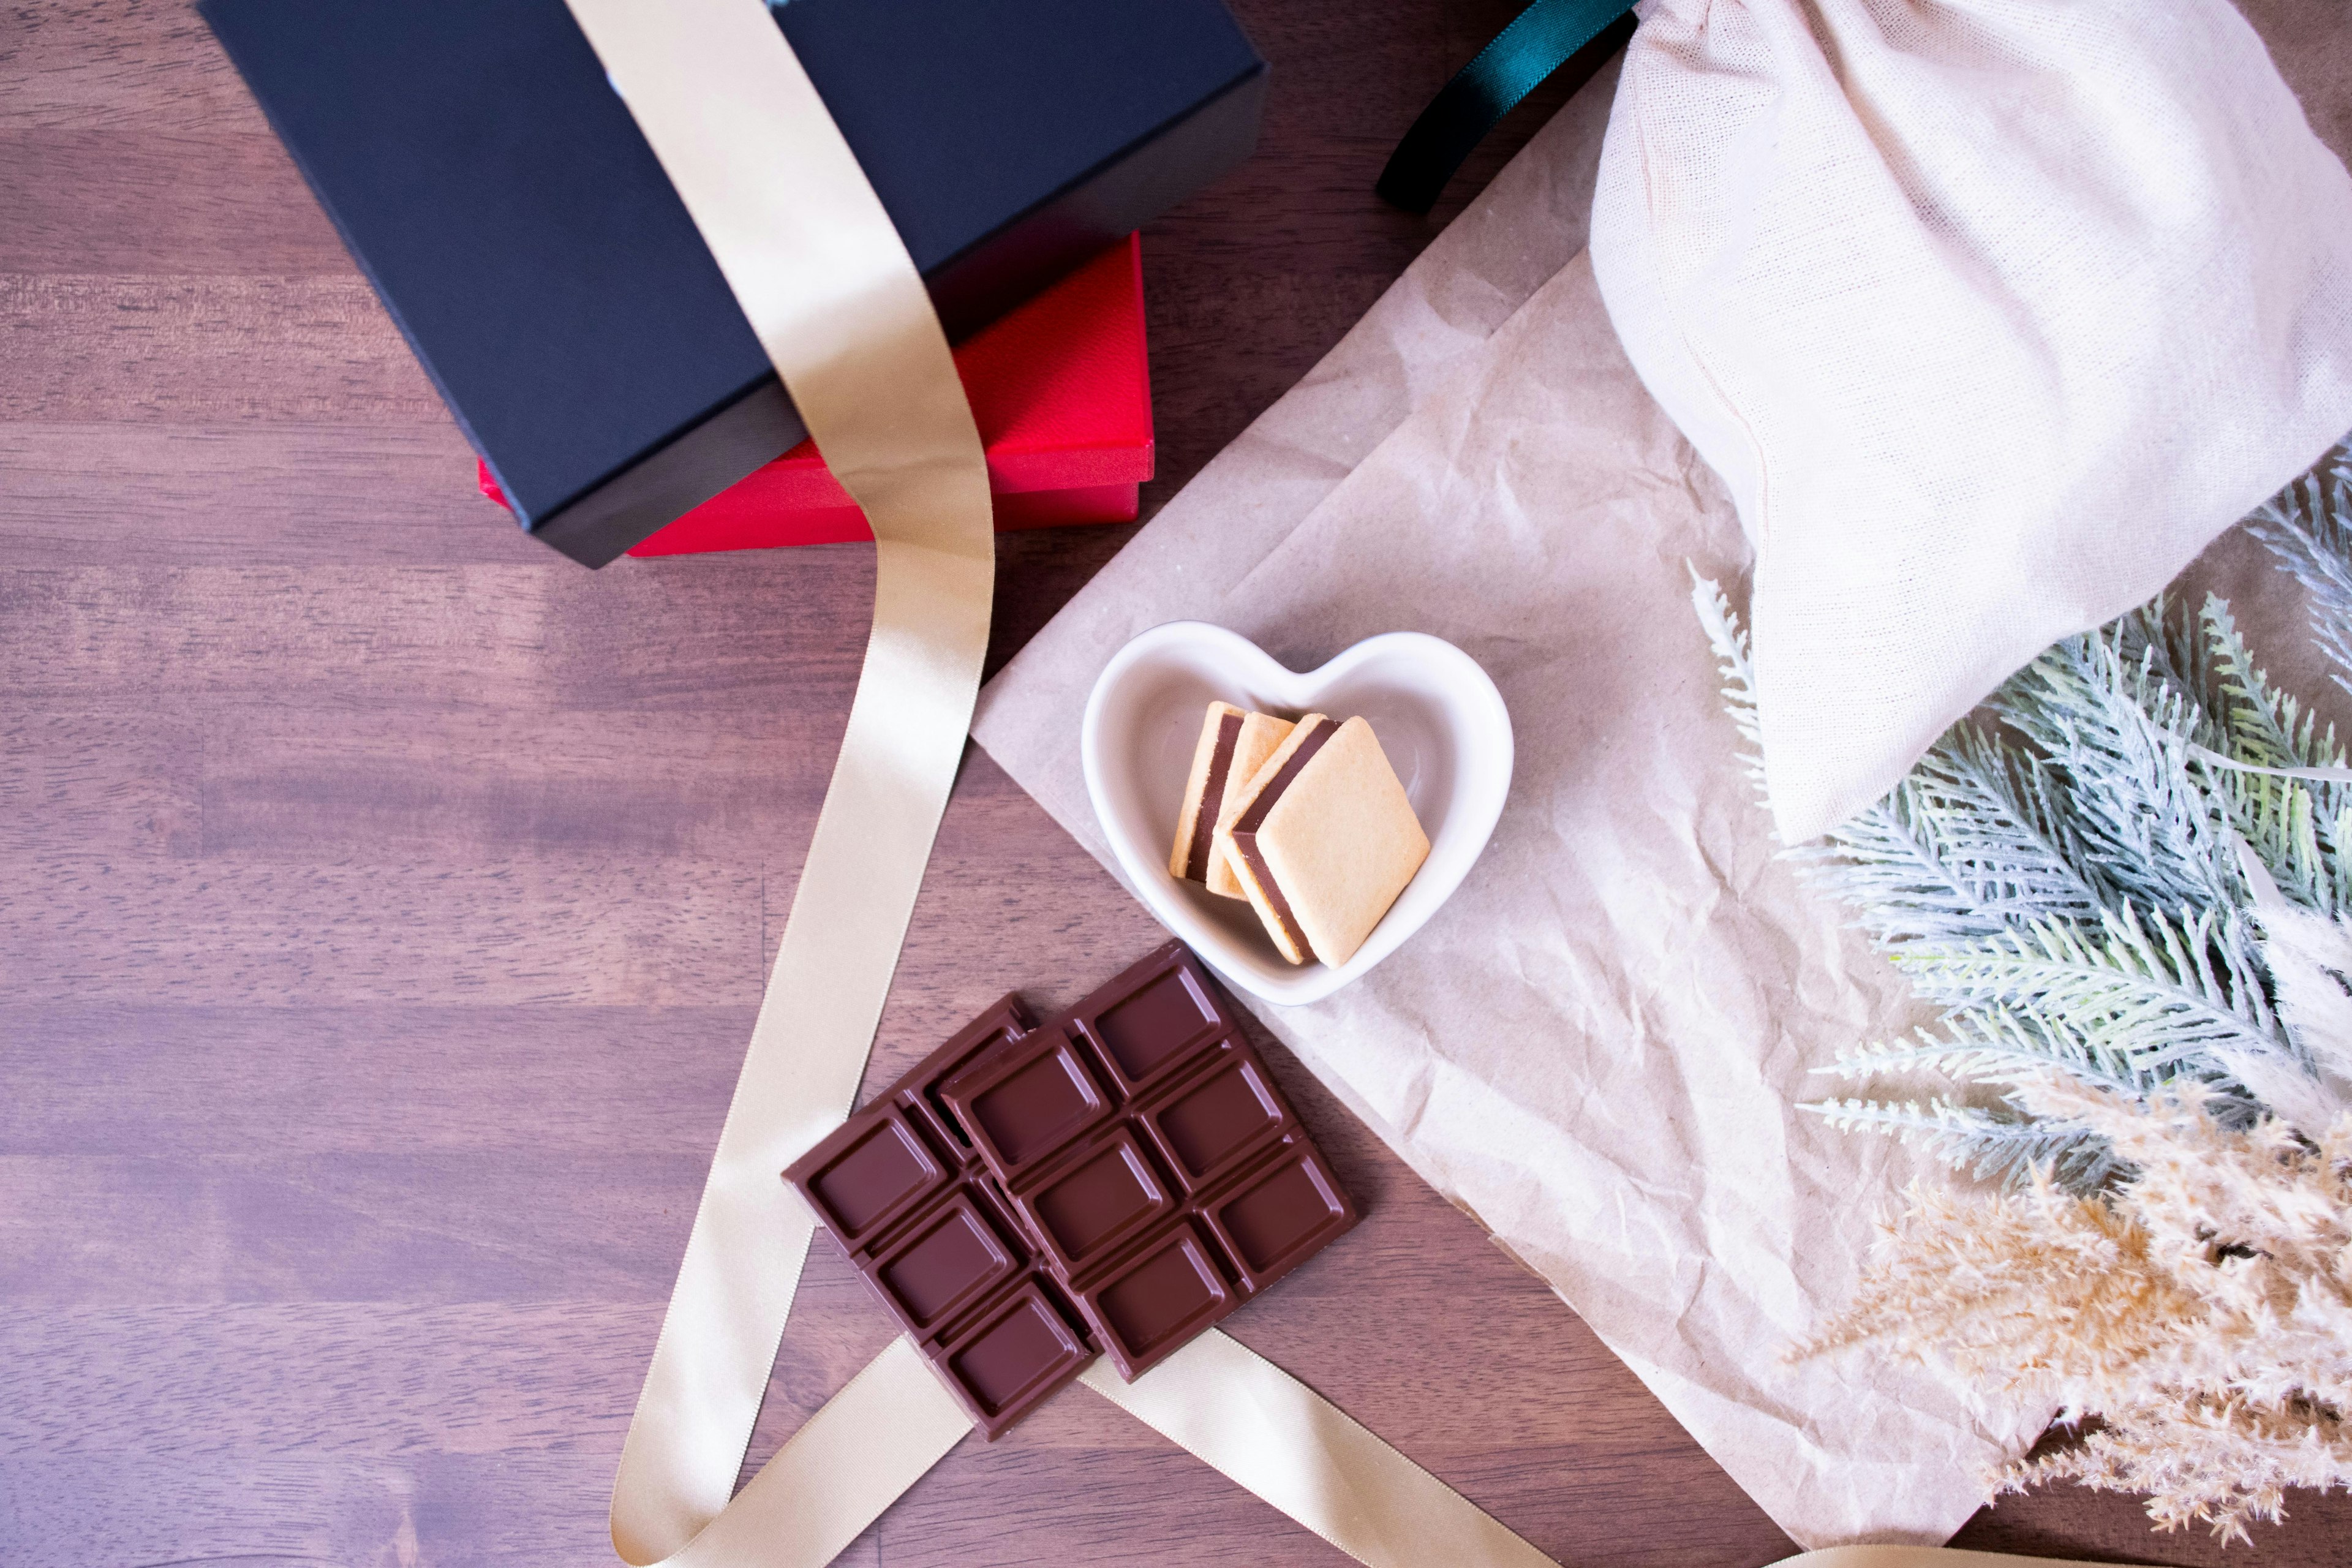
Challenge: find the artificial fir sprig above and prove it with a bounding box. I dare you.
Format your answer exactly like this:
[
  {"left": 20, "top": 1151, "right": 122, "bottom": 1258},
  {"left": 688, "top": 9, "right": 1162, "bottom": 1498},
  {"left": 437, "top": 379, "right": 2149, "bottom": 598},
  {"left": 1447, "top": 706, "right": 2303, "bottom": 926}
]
[
  {"left": 2252, "top": 449, "right": 2352, "bottom": 696},
  {"left": 1695, "top": 448, "right": 2352, "bottom": 1189}
]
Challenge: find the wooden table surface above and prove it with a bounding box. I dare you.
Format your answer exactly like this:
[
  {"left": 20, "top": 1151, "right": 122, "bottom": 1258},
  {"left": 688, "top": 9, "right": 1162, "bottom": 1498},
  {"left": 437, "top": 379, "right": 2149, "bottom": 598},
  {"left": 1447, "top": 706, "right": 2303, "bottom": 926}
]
[{"left": 6, "top": 2, "right": 2350, "bottom": 1564}]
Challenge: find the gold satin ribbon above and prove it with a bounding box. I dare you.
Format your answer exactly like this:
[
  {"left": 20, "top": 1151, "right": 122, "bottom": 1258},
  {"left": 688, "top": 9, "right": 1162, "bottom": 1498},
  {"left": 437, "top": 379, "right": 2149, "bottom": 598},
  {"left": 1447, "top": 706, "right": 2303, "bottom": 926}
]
[
  {"left": 1091, "top": 1351, "right": 2108, "bottom": 1568},
  {"left": 557, "top": 0, "right": 990, "bottom": 1562},
  {"left": 1784, "top": 1556, "right": 2096, "bottom": 1568},
  {"left": 556, "top": 7, "right": 2152, "bottom": 1567},
  {"left": 1085, "top": 1330, "right": 1558, "bottom": 1566}
]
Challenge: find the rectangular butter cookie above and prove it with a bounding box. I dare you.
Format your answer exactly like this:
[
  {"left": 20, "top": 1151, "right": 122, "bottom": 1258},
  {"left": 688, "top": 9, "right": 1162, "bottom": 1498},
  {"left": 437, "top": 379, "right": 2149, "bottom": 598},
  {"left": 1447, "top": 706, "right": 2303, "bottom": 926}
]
[
  {"left": 1169, "top": 702, "right": 1294, "bottom": 895},
  {"left": 1216, "top": 714, "right": 1430, "bottom": 967}
]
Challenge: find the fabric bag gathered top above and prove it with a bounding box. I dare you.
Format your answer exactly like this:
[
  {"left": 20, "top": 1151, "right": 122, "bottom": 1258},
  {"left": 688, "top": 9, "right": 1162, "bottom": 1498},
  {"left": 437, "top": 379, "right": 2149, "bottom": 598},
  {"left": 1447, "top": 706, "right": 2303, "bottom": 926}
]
[{"left": 1591, "top": 0, "right": 2352, "bottom": 840}]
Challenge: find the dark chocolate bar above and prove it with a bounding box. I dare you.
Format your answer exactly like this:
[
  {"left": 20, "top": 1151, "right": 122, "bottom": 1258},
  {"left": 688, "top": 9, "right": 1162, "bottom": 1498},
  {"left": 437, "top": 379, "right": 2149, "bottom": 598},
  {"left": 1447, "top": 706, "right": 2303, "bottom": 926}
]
[{"left": 782, "top": 942, "right": 1355, "bottom": 1438}]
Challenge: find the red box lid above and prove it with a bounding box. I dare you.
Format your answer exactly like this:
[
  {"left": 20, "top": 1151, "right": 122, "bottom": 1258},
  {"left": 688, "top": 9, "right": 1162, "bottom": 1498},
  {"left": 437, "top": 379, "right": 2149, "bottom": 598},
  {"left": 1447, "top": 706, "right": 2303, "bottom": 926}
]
[{"left": 480, "top": 234, "right": 1153, "bottom": 533}]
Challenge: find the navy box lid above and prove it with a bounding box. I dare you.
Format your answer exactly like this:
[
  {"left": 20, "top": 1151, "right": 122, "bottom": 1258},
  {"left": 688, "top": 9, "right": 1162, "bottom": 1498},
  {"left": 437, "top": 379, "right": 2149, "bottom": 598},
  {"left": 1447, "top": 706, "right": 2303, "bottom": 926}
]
[{"left": 200, "top": 0, "right": 1264, "bottom": 566}]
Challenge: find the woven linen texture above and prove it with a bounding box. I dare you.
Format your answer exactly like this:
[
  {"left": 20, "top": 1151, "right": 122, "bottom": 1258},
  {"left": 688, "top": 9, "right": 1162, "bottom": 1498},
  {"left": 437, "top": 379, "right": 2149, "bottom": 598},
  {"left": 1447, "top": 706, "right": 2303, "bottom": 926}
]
[{"left": 1591, "top": 0, "right": 2352, "bottom": 840}]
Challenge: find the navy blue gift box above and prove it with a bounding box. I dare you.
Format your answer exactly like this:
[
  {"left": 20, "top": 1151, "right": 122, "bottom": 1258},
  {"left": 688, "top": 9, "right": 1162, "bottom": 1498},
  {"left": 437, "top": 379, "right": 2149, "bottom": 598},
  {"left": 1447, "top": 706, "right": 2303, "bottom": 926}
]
[{"left": 200, "top": 0, "right": 1265, "bottom": 567}]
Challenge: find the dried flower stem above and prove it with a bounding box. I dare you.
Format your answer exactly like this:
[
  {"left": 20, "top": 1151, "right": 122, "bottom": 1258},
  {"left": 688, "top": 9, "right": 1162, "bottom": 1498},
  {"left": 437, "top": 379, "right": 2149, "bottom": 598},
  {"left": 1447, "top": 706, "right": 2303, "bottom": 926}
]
[{"left": 1806, "top": 1083, "right": 2352, "bottom": 1542}]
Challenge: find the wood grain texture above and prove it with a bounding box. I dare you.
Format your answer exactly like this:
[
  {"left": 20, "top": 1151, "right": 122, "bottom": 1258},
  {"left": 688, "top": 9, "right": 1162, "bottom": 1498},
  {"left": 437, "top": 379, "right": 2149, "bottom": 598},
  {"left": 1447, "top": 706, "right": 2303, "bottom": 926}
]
[{"left": 2, "top": 1, "right": 2348, "bottom": 1565}]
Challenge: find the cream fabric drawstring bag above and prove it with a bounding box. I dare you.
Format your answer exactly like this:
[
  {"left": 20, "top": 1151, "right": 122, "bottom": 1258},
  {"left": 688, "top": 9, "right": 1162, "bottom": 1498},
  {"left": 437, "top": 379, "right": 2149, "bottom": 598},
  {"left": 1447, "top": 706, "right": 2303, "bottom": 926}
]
[{"left": 1591, "top": 0, "right": 2352, "bottom": 842}]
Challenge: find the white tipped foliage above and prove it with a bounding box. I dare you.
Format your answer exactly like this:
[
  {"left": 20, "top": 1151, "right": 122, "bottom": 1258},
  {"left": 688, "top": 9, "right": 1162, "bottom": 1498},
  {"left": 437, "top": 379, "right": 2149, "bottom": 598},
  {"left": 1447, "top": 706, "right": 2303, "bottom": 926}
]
[
  {"left": 2251, "top": 449, "right": 2352, "bottom": 698},
  {"left": 1695, "top": 445, "right": 2352, "bottom": 1189}
]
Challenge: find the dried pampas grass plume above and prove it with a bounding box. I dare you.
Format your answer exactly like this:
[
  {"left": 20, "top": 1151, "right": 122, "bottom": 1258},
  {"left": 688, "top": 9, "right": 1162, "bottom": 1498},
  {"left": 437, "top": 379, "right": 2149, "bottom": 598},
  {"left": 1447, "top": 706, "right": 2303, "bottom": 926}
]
[{"left": 1803, "top": 1080, "right": 2352, "bottom": 1543}]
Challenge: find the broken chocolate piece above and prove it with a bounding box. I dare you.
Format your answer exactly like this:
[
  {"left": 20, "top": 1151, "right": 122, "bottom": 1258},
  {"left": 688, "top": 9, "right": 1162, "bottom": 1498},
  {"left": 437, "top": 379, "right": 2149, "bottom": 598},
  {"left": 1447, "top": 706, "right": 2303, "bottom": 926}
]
[{"left": 781, "top": 943, "right": 1357, "bottom": 1431}]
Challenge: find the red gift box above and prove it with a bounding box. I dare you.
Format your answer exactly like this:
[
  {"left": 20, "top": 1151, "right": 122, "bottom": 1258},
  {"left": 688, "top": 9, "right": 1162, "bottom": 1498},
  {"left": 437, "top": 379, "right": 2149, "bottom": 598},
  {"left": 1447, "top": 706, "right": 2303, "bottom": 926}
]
[{"left": 477, "top": 235, "right": 1154, "bottom": 556}]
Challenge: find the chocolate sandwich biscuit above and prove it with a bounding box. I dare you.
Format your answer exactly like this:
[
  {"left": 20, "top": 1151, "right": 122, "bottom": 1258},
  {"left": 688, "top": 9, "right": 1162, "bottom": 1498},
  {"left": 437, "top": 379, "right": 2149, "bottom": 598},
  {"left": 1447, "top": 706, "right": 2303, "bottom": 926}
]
[
  {"left": 1169, "top": 702, "right": 1294, "bottom": 897},
  {"left": 1217, "top": 715, "right": 1430, "bottom": 967}
]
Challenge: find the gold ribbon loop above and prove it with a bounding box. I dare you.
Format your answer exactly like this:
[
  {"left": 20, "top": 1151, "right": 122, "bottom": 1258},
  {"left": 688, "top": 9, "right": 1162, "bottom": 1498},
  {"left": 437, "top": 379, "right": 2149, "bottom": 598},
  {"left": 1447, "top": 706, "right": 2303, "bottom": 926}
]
[
  {"left": 656, "top": 1339, "right": 971, "bottom": 1568},
  {"left": 1085, "top": 1330, "right": 1558, "bottom": 1568},
  {"left": 556, "top": 0, "right": 991, "bottom": 1561}
]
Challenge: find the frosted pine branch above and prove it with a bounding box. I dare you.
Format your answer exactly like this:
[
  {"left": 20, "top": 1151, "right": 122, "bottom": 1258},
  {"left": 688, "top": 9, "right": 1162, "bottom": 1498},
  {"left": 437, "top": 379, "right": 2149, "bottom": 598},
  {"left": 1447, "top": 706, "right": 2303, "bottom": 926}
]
[
  {"left": 1802, "top": 1093, "right": 2125, "bottom": 1191},
  {"left": 1695, "top": 445, "right": 2352, "bottom": 1189},
  {"left": 2249, "top": 445, "right": 2352, "bottom": 695},
  {"left": 1689, "top": 565, "right": 1766, "bottom": 804}
]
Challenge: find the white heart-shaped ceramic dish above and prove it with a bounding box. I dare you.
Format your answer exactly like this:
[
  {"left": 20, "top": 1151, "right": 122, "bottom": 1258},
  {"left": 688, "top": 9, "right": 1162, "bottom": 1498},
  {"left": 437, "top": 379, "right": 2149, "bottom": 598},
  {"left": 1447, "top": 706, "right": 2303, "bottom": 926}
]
[{"left": 1082, "top": 622, "right": 1513, "bottom": 1006}]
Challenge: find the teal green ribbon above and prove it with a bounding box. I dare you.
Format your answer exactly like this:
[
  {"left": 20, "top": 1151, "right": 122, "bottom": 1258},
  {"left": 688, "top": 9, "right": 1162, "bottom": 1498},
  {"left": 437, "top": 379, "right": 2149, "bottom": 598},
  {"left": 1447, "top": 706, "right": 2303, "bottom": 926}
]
[{"left": 1377, "top": 0, "right": 1637, "bottom": 213}]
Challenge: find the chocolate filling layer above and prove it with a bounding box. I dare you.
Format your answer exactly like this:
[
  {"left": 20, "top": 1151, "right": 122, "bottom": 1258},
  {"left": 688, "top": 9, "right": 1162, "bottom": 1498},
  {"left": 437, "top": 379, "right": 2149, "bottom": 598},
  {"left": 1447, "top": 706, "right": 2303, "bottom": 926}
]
[
  {"left": 1230, "top": 717, "right": 1336, "bottom": 957},
  {"left": 1183, "top": 711, "right": 1244, "bottom": 883}
]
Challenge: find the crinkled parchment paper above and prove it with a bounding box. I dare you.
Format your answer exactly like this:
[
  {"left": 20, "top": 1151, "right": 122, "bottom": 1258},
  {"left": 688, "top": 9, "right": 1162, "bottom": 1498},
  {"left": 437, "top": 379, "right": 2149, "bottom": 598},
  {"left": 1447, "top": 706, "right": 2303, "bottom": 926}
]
[{"left": 971, "top": 9, "right": 2351, "bottom": 1544}]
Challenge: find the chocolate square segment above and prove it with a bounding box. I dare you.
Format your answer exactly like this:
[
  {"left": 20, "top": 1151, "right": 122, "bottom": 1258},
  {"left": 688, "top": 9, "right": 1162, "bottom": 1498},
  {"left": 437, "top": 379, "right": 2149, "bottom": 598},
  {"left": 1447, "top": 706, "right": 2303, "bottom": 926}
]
[
  {"left": 1140, "top": 1046, "right": 1291, "bottom": 1189},
  {"left": 1205, "top": 1145, "right": 1353, "bottom": 1293},
  {"left": 938, "top": 1282, "right": 1091, "bottom": 1427},
  {"left": 872, "top": 1193, "right": 1022, "bottom": 1333},
  {"left": 802, "top": 1109, "right": 949, "bottom": 1245},
  {"left": 1079, "top": 958, "right": 1223, "bottom": 1090},
  {"left": 780, "top": 944, "right": 1357, "bottom": 1440},
  {"left": 920, "top": 1001, "right": 1038, "bottom": 1149},
  {"left": 1017, "top": 1128, "right": 1177, "bottom": 1276},
  {"left": 940, "top": 1029, "right": 1114, "bottom": 1180},
  {"left": 1077, "top": 1222, "right": 1235, "bottom": 1379}
]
